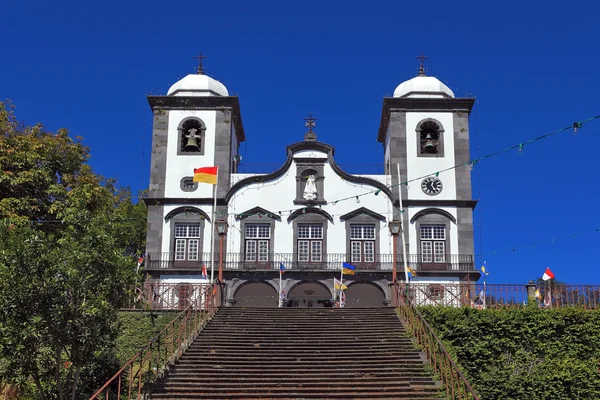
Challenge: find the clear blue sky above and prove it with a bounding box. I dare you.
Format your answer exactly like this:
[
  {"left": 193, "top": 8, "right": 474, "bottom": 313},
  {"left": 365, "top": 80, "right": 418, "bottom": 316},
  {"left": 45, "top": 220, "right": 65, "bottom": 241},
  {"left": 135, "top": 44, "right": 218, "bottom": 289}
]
[{"left": 3, "top": 0, "right": 599, "bottom": 284}]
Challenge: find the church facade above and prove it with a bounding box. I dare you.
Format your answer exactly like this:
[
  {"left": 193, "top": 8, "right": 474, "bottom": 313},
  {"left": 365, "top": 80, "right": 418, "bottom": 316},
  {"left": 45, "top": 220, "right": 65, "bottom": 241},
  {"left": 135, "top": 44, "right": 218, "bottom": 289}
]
[{"left": 142, "top": 61, "right": 480, "bottom": 308}]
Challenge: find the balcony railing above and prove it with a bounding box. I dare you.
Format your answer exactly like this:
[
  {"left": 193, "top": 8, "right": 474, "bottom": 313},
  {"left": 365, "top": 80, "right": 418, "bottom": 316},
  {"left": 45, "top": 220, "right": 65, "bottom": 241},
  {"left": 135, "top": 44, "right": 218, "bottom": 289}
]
[{"left": 145, "top": 252, "right": 474, "bottom": 272}]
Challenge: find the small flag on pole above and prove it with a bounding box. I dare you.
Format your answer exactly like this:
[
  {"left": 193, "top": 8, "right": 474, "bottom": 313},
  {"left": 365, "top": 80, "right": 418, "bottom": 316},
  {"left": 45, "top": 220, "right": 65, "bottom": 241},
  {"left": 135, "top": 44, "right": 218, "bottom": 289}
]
[
  {"left": 407, "top": 266, "right": 416, "bottom": 277},
  {"left": 541, "top": 267, "right": 555, "bottom": 281},
  {"left": 334, "top": 277, "right": 348, "bottom": 291},
  {"left": 342, "top": 262, "right": 357, "bottom": 275},
  {"left": 193, "top": 166, "right": 218, "bottom": 184},
  {"left": 201, "top": 265, "right": 208, "bottom": 278},
  {"left": 279, "top": 263, "right": 286, "bottom": 274}
]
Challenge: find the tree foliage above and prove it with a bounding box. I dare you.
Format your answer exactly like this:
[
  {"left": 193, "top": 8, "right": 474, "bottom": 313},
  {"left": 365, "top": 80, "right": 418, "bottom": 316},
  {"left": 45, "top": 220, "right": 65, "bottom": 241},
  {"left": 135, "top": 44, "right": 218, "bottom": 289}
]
[
  {"left": 0, "top": 101, "right": 147, "bottom": 399},
  {"left": 420, "top": 306, "right": 600, "bottom": 400}
]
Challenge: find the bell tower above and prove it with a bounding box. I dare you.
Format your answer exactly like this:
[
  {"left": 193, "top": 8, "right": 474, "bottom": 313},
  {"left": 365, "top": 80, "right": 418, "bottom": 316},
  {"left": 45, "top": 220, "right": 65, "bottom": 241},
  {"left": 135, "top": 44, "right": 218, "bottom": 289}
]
[
  {"left": 144, "top": 55, "right": 245, "bottom": 260},
  {"left": 377, "top": 55, "right": 479, "bottom": 282}
]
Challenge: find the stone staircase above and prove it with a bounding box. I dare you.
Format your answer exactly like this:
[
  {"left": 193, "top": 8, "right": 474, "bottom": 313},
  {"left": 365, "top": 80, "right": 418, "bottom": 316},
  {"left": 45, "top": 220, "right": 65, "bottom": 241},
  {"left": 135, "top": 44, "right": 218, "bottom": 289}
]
[{"left": 149, "top": 307, "right": 441, "bottom": 399}]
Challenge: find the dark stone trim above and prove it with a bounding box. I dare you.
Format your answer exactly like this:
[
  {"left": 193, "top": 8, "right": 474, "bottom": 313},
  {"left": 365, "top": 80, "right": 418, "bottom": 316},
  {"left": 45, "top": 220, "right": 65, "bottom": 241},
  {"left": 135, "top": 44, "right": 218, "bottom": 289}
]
[
  {"left": 378, "top": 97, "right": 476, "bottom": 143},
  {"left": 147, "top": 95, "right": 246, "bottom": 143},
  {"left": 239, "top": 215, "right": 276, "bottom": 260},
  {"left": 176, "top": 116, "right": 206, "bottom": 156},
  {"left": 167, "top": 213, "right": 206, "bottom": 256},
  {"left": 288, "top": 208, "right": 334, "bottom": 223},
  {"left": 401, "top": 199, "right": 478, "bottom": 209},
  {"left": 286, "top": 141, "right": 335, "bottom": 156},
  {"left": 410, "top": 208, "right": 457, "bottom": 224},
  {"left": 416, "top": 118, "right": 445, "bottom": 158},
  {"left": 292, "top": 214, "right": 329, "bottom": 263},
  {"left": 164, "top": 206, "right": 211, "bottom": 222},
  {"left": 293, "top": 200, "right": 328, "bottom": 206},
  {"left": 144, "top": 197, "right": 227, "bottom": 206},
  {"left": 235, "top": 206, "right": 282, "bottom": 221},
  {"left": 293, "top": 157, "right": 328, "bottom": 163},
  {"left": 340, "top": 207, "right": 386, "bottom": 222},
  {"left": 180, "top": 177, "right": 198, "bottom": 192}
]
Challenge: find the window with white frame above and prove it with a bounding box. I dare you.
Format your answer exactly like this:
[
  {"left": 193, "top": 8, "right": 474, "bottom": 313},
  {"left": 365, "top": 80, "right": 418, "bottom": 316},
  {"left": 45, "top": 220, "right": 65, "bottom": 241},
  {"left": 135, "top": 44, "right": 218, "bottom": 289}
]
[
  {"left": 245, "top": 224, "right": 270, "bottom": 262},
  {"left": 297, "top": 224, "right": 323, "bottom": 262},
  {"left": 350, "top": 224, "right": 376, "bottom": 263},
  {"left": 420, "top": 225, "right": 446, "bottom": 263},
  {"left": 174, "top": 223, "right": 201, "bottom": 261}
]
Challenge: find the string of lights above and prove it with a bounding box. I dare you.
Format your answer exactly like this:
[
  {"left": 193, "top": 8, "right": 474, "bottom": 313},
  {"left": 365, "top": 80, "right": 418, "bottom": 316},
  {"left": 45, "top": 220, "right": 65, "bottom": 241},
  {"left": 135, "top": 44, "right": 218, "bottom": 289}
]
[
  {"left": 3, "top": 115, "right": 599, "bottom": 225},
  {"left": 223, "top": 115, "right": 600, "bottom": 219}
]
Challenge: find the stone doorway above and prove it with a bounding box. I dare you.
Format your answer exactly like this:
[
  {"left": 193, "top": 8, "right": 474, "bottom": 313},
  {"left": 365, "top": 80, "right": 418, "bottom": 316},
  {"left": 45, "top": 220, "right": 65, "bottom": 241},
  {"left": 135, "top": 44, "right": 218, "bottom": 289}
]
[
  {"left": 345, "top": 282, "right": 386, "bottom": 307},
  {"left": 233, "top": 281, "right": 277, "bottom": 307},
  {"left": 286, "top": 281, "right": 333, "bottom": 308}
]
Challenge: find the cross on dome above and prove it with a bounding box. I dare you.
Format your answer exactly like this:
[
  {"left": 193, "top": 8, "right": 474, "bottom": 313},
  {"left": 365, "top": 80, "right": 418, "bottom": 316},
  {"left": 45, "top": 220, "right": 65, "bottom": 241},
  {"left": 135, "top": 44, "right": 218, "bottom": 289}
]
[
  {"left": 194, "top": 52, "right": 208, "bottom": 75},
  {"left": 416, "top": 52, "right": 429, "bottom": 76}
]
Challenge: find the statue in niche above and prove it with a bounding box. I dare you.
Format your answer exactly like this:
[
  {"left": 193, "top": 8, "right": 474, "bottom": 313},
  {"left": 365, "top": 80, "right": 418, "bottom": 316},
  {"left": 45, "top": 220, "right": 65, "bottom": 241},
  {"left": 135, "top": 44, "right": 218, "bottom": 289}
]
[{"left": 303, "top": 174, "right": 318, "bottom": 200}]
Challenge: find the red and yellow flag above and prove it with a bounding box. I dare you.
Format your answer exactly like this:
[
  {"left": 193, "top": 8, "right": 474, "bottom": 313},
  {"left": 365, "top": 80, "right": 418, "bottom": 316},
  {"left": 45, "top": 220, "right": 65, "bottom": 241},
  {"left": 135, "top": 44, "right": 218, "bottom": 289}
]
[{"left": 193, "top": 166, "right": 218, "bottom": 184}]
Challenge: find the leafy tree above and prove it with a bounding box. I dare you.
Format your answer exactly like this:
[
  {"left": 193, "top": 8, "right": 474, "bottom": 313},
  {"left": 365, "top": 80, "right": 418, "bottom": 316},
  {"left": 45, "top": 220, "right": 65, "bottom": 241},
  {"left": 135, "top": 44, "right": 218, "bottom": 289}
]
[{"left": 0, "top": 101, "right": 147, "bottom": 399}]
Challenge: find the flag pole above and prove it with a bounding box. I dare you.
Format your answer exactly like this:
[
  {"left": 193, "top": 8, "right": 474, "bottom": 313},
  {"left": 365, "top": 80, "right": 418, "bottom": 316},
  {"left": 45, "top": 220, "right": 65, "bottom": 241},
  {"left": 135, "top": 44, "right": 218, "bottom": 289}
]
[
  {"left": 279, "top": 267, "right": 283, "bottom": 308},
  {"left": 209, "top": 168, "right": 219, "bottom": 284},
  {"left": 397, "top": 164, "right": 410, "bottom": 285},
  {"left": 483, "top": 261, "right": 487, "bottom": 309},
  {"left": 339, "top": 266, "right": 344, "bottom": 308}
]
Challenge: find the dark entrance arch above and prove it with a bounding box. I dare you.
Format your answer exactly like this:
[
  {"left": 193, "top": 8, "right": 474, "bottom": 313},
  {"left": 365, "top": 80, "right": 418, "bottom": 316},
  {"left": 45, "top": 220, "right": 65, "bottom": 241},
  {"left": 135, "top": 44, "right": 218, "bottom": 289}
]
[
  {"left": 233, "top": 281, "right": 277, "bottom": 307},
  {"left": 287, "top": 281, "right": 333, "bottom": 308},
  {"left": 345, "top": 282, "right": 386, "bottom": 307}
]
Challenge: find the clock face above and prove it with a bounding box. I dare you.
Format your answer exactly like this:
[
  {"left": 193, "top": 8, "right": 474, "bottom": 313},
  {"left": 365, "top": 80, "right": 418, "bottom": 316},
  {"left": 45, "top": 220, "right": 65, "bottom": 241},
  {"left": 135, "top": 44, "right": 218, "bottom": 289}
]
[{"left": 421, "top": 177, "right": 443, "bottom": 196}]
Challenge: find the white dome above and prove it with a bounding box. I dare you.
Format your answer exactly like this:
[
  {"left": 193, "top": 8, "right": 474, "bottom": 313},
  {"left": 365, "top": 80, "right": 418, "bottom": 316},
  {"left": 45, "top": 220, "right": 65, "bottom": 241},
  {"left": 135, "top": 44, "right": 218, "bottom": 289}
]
[
  {"left": 393, "top": 75, "right": 454, "bottom": 99},
  {"left": 167, "top": 74, "right": 229, "bottom": 97}
]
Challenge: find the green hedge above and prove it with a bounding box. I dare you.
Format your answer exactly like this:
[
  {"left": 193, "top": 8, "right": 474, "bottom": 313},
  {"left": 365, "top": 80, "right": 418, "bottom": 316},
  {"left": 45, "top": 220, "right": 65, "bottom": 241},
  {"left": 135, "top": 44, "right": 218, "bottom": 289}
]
[
  {"left": 420, "top": 307, "right": 600, "bottom": 400},
  {"left": 116, "top": 311, "right": 180, "bottom": 366}
]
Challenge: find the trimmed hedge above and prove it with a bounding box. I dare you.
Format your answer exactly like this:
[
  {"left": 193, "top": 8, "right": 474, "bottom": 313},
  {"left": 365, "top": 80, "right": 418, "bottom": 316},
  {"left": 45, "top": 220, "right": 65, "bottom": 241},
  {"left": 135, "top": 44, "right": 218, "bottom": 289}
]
[{"left": 420, "top": 307, "right": 600, "bottom": 400}]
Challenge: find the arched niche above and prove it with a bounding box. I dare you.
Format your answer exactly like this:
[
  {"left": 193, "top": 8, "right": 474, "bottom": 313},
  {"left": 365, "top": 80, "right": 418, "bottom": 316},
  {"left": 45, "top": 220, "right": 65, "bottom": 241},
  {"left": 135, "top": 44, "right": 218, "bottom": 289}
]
[{"left": 233, "top": 281, "right": 278, "bottom": 308}]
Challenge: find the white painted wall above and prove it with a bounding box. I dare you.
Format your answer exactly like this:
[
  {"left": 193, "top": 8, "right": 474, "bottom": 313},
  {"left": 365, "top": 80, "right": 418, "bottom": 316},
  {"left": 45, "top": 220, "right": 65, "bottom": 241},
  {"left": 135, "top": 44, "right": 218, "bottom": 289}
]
[
  {"left": 405, "top": 112, "right": 457, "bottom": 200},
  {"left": 225, "top": 156, "right": 395, "bottom": 257},
  {"left": 164, "top": 110, "right": 217, "bottom": 199}
]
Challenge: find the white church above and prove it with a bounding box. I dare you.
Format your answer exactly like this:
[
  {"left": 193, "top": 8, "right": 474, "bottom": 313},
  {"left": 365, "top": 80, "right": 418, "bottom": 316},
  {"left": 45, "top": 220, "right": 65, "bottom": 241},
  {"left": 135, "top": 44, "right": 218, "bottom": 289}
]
[{"left": 142, "top": 58, "right": 480, "bottom": 308}]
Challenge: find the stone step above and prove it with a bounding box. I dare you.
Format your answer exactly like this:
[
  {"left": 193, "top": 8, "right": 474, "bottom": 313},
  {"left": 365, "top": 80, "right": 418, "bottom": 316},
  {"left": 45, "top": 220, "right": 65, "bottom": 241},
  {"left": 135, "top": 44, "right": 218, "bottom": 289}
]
[
  {"left": 148, "top": 308, "right": 440, "bottom": 399},
  {"left": 150, "top": 387, "right": 440, "bottom": 399},
  {"left": 162, "top": 375, "right": 436, "bottom": 384},
  {"left": 167, "top": 369, "right": 432, "bottom": 377}
]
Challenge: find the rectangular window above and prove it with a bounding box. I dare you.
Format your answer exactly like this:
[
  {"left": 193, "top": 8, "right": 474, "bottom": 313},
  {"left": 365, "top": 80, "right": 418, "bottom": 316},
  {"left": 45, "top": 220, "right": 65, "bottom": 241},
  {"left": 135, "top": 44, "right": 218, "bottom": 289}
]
[
  {"left": 174, "top": 223, "right": 201, "bottom": 261},
  {"left": 245, "top": 223, "right": 270, "bottom": 262},
  {"left": 420, "top": 225, "right": 446, "bottom": 263},
  {"left": 349, "top": 224, "right": 376, "bottom": 263},
  {"left": 297, "top": 224, "right": 323, "bottom": 262}
]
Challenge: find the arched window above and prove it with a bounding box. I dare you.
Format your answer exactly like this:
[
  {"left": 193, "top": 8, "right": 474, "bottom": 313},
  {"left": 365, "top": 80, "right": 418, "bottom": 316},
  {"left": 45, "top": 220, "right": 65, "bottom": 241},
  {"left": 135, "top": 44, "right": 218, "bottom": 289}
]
[
  {"left": 295, "top": 164, "right": 325, "bottom": 204},
  {"left": 178, "top": 118, "right": 206, "bottom": 155},
  {"left": 417, "top": 119, "right": 444, "bottom": 157}
]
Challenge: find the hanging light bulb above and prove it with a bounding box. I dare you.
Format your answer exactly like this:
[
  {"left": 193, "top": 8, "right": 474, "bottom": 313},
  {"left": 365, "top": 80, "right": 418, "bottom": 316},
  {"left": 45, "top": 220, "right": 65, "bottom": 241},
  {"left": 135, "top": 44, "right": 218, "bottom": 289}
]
[
  {"left": 517, "top": 143, "right": 524, "bottom": 155},
  {"left": 469, "top": 159, "right": 478, "bottom": 171},
  {"left": 356, "top": 196, "right": 360, "bottom": 203},
  {"left": 573, "top": 122, "right": 583, "bottom": 135}
]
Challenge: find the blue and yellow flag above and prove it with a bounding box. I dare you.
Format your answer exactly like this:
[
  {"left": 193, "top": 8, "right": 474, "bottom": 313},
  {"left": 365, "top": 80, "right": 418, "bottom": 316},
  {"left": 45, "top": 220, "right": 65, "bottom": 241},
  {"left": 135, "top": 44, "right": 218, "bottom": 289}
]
[{"left": 342, "top": 262, "right": 357, "bottom": 275}]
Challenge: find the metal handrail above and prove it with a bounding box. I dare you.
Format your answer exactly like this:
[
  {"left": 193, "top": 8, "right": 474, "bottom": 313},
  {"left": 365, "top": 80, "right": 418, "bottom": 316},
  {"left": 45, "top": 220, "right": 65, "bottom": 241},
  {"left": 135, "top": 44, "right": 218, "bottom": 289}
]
[
  {"left": 89, "top": 283, "right": 223, "bottom": 399},
  {"left": 395, "top": 283, "right": 480, "bottom": 400}
]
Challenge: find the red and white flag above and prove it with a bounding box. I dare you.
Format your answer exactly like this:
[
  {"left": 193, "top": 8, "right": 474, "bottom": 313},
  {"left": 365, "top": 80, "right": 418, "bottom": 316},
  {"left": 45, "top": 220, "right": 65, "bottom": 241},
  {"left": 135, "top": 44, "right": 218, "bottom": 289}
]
[
  {"left": 541, "top": 267, "right": 555, "bottom": 281},
  {"left": 201, "top": 265, "right": 208, "bottom": 278}
]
